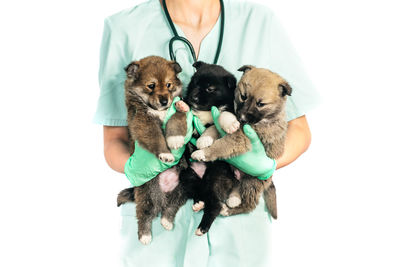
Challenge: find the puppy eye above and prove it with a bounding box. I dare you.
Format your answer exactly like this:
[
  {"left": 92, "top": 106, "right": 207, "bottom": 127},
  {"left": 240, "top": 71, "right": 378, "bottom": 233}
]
[
  {"left": 256, "top": 101, "right": 266, "bottom": 107},
  {"left": 166, "top": 83, "right": 171, "bottom": 88},
  {"left": 240, "top": 93, "right": 247, "bottom": 101},
  {"left": 147, "top": 83, "right": 155, "bottom": 90},
  {"left": 206, "top": 87, "right": 215, "bottom": 93}
]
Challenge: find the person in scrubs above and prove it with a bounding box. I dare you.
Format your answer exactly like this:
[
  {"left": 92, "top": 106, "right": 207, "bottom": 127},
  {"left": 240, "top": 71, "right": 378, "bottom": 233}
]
[{"left": 94, "top": 0, "right": 319, "bottom": 266}]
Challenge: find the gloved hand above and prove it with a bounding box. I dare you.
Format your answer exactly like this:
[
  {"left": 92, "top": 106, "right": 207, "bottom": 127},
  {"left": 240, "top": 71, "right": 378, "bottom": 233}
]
[
  {"left": 191, "top": 115, "right": 206, "bottom": 146},
  {"left": 124, "top": 97, "right": 194, "bottom": 186},
  {"left": 193, "top": 107, "right": 276, "bottom": 180}
]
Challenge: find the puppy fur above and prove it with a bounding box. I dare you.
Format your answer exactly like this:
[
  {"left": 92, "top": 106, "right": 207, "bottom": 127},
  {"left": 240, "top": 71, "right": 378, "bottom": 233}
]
[
  {"left": 191, "top": 65, "right": 292, "bottom": 219},
  {"left": 178, "top": 61, "right": 240, "bottom": 235},
  {"left": 116, "top": 56, "right": 190, "bottom": 245}
]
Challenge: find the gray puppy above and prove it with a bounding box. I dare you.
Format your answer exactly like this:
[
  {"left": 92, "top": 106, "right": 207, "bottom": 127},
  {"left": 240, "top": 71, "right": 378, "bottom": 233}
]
[{"left": 191, "top": 65, "right": 292, "bottom": 218}]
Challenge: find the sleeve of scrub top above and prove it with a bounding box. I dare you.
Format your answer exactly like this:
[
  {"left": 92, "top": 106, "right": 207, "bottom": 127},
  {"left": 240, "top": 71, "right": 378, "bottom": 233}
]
[
  {"left": 93, "top": 17, "right": 129, "bottom": 126},
  {"left": 266, "top": 12, "right": 321, "bottom": 121}
]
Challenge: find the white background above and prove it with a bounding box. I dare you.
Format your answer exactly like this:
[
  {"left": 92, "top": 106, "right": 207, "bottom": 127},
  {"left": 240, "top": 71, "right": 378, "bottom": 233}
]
[{"left": 0, "top": 0, "right": 399, "bottom": 266}]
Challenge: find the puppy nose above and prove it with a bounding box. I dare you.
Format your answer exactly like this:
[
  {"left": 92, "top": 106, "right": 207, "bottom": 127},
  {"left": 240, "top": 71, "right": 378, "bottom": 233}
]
[
  {"left": 239, "top": 115, "right": 247, "bottom": 124},
  {"left": 190, "top": 95, "right": 199, "bottom": 103},
  {"left": 159, "top": 96, "right": 168, "bottom": 106}
]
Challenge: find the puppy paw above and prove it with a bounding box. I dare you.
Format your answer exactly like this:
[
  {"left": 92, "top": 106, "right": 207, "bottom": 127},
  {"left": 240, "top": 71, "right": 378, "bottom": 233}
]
[
  {"left": 175, "top": 100, "right": 189, "bottom": 112},
  {"left": 195, "top": 228, "right": 207, "bottom": 236},
  {"left": 161, "top": 217, "right": 174, "bottom": 231},
  {"left": 220, "top": 203, "right": 230, "bottom": 216},
  {"left": 139, "top": 233, "right": 152, "bottom": 245},
  {"left": 159, "top": 153, "right": 174, "bottom": 163},
  {"left": 226, "top": 195, "right": 241, "bottom": 208},
  {"left": 219, "top": 112, "right": 240, "bottom": 134},
  {"left": 167, "top": 135, "right": 185, "bottom": 150},
  {"left": 192, "top": 201, "right": 205, "bottom": 212},
  {"left": 191, "top": 150, "right": 206, "bottom": 161},
  {"left": 196, "top": 136, "right": 214, "bottom": 149}
]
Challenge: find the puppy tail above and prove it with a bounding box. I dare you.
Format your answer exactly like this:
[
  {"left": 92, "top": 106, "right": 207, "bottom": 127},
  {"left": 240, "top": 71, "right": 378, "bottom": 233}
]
[
  {"left": 117, "top": 187, "right": 135, "bottom": 207},
  {"left": 263, "top": 180, "right": 278, "bottom": 219}
]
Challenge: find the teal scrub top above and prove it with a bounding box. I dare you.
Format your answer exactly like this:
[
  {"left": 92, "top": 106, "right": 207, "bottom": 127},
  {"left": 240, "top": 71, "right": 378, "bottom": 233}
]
[
  {"left": 94, "top": 0, "right": 320, "bottom": 266},
  {"left": 93, "top": 0, "right": 319, "bottom": 127}
]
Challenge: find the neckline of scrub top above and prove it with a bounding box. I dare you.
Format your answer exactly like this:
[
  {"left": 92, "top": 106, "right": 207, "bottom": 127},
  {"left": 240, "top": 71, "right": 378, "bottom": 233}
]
[{"left": 153, "top": 0, "right": 222, "bottom": 64}]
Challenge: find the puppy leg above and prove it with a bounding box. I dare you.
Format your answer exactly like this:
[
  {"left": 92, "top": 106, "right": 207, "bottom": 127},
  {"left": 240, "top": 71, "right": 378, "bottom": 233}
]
[
  {"left": 165, "top": 111, "right": 188, "bottom": 150},
  {"left": 132, "top": 111, "right": 174, "bottom": 162},
  {"left": 220, "top": 179, "right": 263, "bottom": 216},
  {"left": 136, "top": 199, "right": 157, "bottom": 245},
  {"left": 196, "top": 125, "right": 219, "bottom": 149},
  {"left": 196, "top": 194, "right": 222, "bottom": 236},
  {"left": 179, "top": 166, "right": 205, "bottom": 211},
  {"left": 179, "top": 166, "right": 203, "bottom": 200},
  {"left": 196, "top": 162, "right": 236, "bottom": 235},
  {"left": 160, "top": 205, "right": 181, "bottom": 231},
  {"left": 160, "top": 183, "right": 187, "bottom": 231},
  {"left": 191, "top": 129, "right": 251, "bottom": 161}
]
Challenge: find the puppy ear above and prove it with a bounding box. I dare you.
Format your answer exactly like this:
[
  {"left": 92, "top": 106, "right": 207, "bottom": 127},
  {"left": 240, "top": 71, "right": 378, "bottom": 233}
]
[
  {"left": 192, "top": 61, "right": 206, "bottom": 70},
  {"left": 237, "top": 65, "right": 255, "bottom": 73},
  {"left": 225, "top": 75, "right": 237, "bottom": 90},
  {"left": 279, "top": 82, "right": 292, "bottom": 97},
  {"left": 171, "top": 61, "right": 182, "bottom": 73},
  {"left": 124, "top": 62, "right": 139, "bottom": 79}
]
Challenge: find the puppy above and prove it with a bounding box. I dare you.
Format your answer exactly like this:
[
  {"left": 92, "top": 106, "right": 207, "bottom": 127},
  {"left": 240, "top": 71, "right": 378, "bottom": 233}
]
[
  {"left": 191, "top": 65, "right": 292, "bottom": 219},
  {"left": 177, "top": 61, "right": 240, "bottom": 235},
  {"left": 116, "top": 56, "right": 190, "bottom": 245},
  {"left": 186, "top": 61, "right": 237, "bottom": 145}
]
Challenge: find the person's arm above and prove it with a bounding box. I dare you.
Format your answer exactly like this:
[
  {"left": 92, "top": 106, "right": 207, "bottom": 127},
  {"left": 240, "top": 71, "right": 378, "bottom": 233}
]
[
  {"left": 275, "top": 115, "right": 311, "bottom": 170},
  {"left": 103, "top": 126, "right": 131, "bottom": 174}
]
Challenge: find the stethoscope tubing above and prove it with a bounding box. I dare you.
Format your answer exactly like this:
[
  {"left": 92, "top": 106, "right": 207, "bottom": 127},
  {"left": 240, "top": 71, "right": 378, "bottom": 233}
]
[{"left": 162, "top": 0, "right": 225, "bottom": 64}]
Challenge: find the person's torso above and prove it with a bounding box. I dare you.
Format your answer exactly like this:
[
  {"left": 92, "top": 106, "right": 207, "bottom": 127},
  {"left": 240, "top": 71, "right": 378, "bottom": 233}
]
[{"left": 106, "top": 0, "right": 274, "bottom": 95}]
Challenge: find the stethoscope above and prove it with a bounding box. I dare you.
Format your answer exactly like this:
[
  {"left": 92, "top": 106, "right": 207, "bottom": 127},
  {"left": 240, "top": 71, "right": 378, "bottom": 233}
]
[{"left": 161, "top": 0, "right": 225, "bottom": 64}]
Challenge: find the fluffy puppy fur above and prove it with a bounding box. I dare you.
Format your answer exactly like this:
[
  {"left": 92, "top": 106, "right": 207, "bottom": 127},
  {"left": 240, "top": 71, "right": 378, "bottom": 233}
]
[
  {"left": 191, "top": 65, "right": 292, "bottom": 219},
  {"left": 178, "top": 61, "right": 240, "bottom": 235},
  {"left": 116, "top": 56, "right": 190, "bottom": 245}
]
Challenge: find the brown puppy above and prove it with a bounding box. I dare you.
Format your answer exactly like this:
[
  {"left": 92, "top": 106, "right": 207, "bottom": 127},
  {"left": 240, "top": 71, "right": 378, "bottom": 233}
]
[
  {"left": 191, "top": 65, "right": 292, "bottom": 218},
  {"left": 124, "top": 56, "right": 188, "bottom": 158},
  {"left": 117, "top": 56, "right": 189, "bottom": 245}
]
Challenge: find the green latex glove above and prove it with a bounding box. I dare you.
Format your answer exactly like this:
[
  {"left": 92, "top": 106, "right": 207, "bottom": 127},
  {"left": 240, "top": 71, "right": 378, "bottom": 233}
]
[
  {"left": 193, "top": 107, "right": 276, "bottom": 180},
  {"left": 124, "top": 97, "right": 194, "bottom": 186},
  {"left": 190, "top": 115, "right": 206, "bottom": 146}
]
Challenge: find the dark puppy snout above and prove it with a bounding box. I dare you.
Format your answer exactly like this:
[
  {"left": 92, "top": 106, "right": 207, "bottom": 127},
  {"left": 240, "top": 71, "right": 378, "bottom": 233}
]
[
  {"left": 190, "top": 94, "right": 199, "bottom": 103},
  {"left": 238, "top": 113, "right": 255, "bottom": 124},
  {"left": 238, "top": 113, "right": 257, "bottom": 124},
  {"left": 237, "top": 113, "right": 247, "bottom": 124},
  {"left": 159, "top": 96, "right": 169, "bottom": 106}
]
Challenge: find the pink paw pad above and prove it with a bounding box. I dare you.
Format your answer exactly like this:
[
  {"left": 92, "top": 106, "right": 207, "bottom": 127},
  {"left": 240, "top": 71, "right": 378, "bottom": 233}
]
[{"left": 175, "top": 100, "right": 190, "bottom": 112}]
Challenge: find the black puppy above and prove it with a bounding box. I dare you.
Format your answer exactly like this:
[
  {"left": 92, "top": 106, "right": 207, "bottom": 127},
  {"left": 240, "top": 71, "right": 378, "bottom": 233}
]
[{"left": 178, "top": 61, "right": 239, "bottom": 235}]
